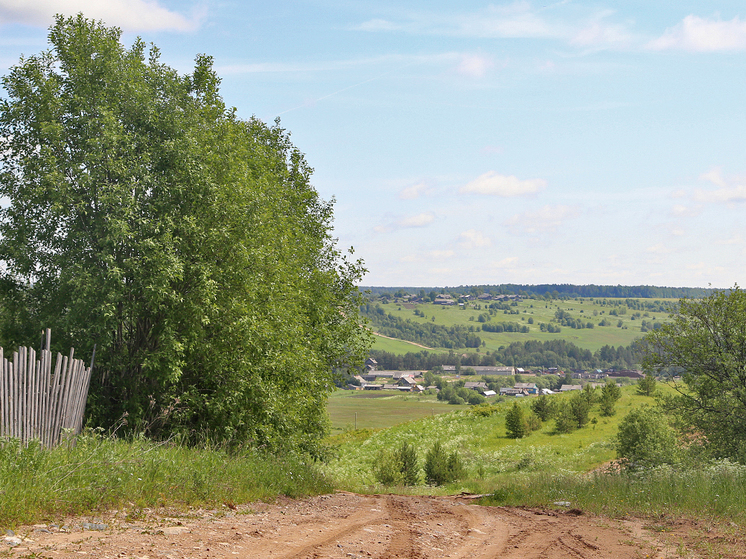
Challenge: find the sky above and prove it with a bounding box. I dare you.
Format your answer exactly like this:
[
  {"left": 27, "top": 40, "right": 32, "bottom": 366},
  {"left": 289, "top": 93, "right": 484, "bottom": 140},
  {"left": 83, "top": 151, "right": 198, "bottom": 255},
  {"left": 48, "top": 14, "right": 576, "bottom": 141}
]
[{"left": 0, "top": 1, "right": 745, "bottom": 289}]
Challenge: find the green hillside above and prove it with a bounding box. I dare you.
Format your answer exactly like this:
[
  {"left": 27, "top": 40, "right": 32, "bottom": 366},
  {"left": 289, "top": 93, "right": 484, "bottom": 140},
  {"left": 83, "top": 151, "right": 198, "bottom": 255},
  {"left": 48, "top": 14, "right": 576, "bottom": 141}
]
[{"left": 365, "top": 296, "right": 675, "bottom": 354}]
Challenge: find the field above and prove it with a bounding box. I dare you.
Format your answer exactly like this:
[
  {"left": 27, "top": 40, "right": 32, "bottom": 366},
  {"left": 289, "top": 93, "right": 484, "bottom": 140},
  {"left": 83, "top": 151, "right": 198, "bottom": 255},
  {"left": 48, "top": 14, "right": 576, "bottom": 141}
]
[
  {"left": 369, "top": 296, "right": 675, "bottom": 353},
  {"left": 324, "top": 385, "right": 651, "bottom": 491},
  {"left": 327, "top": 390, "right": 467, "bottom": 434}
]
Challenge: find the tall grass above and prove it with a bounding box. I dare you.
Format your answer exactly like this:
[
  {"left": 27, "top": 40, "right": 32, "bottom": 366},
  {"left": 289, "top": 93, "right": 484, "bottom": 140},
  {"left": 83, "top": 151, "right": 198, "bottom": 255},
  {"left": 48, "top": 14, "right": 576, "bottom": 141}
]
[
  {"left": 482, "top": 460, "right": 746, "bottom": 523},
  {"left": 0, "top": 430, "right": 332, "bottom": 527}
]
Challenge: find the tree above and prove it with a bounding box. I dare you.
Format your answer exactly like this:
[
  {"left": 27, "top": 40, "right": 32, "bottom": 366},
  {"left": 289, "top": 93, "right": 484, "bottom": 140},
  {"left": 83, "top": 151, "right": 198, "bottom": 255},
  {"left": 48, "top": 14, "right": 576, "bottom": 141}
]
[
  {"left": 600, "top": 379, "right": 622, "bottom": 416},
  {"left": 0, "top": 15, "right": 369, "bottom": 453},
  {"left": 424, "top": 441, "right": 465, "bottom": 486},
  {"left": 637, "top": 374, "right": 657, "bottom": 396},
  {"left": 531, "top": 394, "right": 554, "bottom": 421},
  {"left": 642, "top": 287, "right": 746, "bottom": 460},
  {"left": 505, "top": 402, "right": 528, "bottom": 438},
  {"left": 569, "top": 391, "right": 591, "bottom": 428},
  {"left": 616, "top": 406, "right": 679, "bottom": 469}
]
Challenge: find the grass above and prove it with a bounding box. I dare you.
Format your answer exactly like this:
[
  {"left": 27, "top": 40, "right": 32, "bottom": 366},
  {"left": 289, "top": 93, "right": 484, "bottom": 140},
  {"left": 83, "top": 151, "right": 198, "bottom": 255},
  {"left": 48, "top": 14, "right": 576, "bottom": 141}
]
[
  {"left": 322, "top": 384, "right": 682, "bottom": 493},
  {"left": 0, "top": 431, "right": 332, "bottom": 528},
  {"left": 482, "top": 460, "right": 746, "bottom": 524},
  {"left": 327, "top": 390, "right": 467, "bottom": 435},
  {"left": 372, "top": 297, "right": 676, "bottom": 353},
  {"left": 5, "top": 379, "right": 746, "bottom": 553}
]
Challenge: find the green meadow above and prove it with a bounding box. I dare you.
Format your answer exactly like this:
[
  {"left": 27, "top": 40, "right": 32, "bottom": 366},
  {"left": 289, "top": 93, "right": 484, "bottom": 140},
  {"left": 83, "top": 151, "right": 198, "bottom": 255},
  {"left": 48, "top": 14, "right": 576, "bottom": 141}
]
[
  {"left": 324, "top": 385, "right": 664, "bottom": 493},
  {"left": 370, "top": 296, "right": 675, "bottom": 353},
  {"left": 327, "top": 390, "right": 468, "bottom": 434}
]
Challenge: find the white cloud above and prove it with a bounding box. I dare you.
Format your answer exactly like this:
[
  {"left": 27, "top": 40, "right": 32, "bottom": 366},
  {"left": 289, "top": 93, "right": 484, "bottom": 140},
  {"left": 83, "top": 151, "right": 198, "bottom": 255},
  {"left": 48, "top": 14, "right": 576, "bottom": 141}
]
[
  {"left": 694, "top": 185, "right": 746, "bottom": 204},
  {"left": 459, "top": 229, "right": 491, "bottom": 249},
  {"left": 646, "top": 243, "right": 671, "bottom": 254},
  {"left": 675, "top": 168, "right": 746, "bottom": 205},
  {"left": 399, "top": 212, "right": 435, "bottom": 228},
  {"left": 480, "top": 145, "right": 504, "bottom": 155},
  {"left": 505, "top": 204, "right": 580, "bottom": 233},
  {"left": 456, "top": 53, "right": 494, "bottom": 78},
  {"left": 460, "top": 171, "right": 546, "bottom": 197},
  {"left": 492, "top": 256, "right": 518, "bottom": 268},
  {"left": 570, "top": 11, "right": 633, "bottom": 47},
  {"left": 399, "top": 181, "right": 432, "bottom": 200},
  {"left": 375, "top": 212, "right": 436, "bottom": 233},
  {"left": 718, "top": 234, "right": 744, "bottom": 245},
  {"left": 356, "top": 18, "right": 400, "bottom": 32},
  {"left": 648, "top": 15, "right": 746, "bottom": 52},
  {"left": 0, "top": 0, "right": 203, "bottom": 31},
  {"left": 693, "top": 170, "right": 746, "bottom": 203},
  {"left": 670, "top": 204, "right": 701, "bottom": 217},
  {"left": 700, "top": 167, "right": 727, "bottom": 187},
  {"left": 399, "top": 249, "right": 455, "bottom": 264},
  {"left": 354, "top": 3, "right": 637, "bottom": 50},
  {"left": 428, "top": 250, "right": 455, "bottom": 259}
]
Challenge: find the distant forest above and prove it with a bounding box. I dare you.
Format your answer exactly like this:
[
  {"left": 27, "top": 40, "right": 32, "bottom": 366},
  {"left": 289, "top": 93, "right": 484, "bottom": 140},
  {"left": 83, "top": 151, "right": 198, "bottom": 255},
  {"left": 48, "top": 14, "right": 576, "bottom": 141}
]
[
  {"left": 363, "top": 283, "right": 715, "bottom": 299},
  {"left": 370, "top": 339, "right": 641, "bottom": 371}
]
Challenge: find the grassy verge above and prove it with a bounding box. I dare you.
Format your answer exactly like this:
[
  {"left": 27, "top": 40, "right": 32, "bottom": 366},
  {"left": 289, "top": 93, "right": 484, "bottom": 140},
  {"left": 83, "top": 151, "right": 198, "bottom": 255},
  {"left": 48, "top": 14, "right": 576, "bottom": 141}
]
[
  {"left": 0, "top": 432, "right": 332, "bottom": 528},
  {"left": 482, "top": 461, "right": 746, "bottom": 523}
]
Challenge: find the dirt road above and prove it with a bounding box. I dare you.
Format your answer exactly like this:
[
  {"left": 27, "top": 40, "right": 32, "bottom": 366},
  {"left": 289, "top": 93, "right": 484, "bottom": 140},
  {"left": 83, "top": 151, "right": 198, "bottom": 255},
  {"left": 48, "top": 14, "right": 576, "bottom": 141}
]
[{"left": 7, "top": 492, "right": 679, "bottom": 558}]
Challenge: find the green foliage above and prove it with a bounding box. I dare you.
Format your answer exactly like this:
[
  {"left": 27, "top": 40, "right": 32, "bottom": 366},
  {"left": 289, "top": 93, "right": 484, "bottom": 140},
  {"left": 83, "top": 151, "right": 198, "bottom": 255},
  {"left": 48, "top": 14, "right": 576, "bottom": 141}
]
[
  {"left": 424, "top": 441, "right": 465, "bottom": 486},
  {"left": 636, "top": 373, "right": 657, "bottom": 396},
  {"left": 531, "top": 394, "right": 555, "bottom": 421},
  {"left": 374, "top": 441, "right": 420, "bottom": 486},
  {"left": 0, "top": 16, "right": 369, "bottom": 453},
  {"left": 570, "top": 391, "right": 592, "bottom": 428},
  {"left": 0, "top": 431, "right": 332, "bottom": 526},
  {"left": 600, "top": 380, "right": 622, "bottom": 416},
  {"left": 505, "top": 402, "right": 528, "bottom": 438},
  {"left": 552, "top": 401, "right": 576, "bottom": 433},
  {"left": 616, "top": 406, "right": 679, "bottom": 469},
  {"left": 642, "top": 287, "right": 746, "bottom": 461},
  {"left": 361, "top": 304, "right": 482, "bottom": 348}
]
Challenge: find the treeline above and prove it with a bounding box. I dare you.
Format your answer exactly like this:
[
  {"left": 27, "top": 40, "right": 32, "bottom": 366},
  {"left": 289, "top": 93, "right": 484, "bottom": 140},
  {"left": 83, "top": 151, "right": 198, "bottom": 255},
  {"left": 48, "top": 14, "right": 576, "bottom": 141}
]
[
  {"left": 369, "top": 339, "right": 640, "bottom": 371},
  {"left": 361, "top": 304, "right": 481, "bottom": 349},
  {"left": 364, "top": 284, "right": 713, "bottom": 299}
]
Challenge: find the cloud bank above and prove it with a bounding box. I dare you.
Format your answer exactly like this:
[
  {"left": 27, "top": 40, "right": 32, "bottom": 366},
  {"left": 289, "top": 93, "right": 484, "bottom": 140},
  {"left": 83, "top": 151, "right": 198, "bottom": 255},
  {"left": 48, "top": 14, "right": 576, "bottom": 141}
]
[
  {"left": 649, "top": 15, "right": 746, "bottom": 52},
  {"left": 460, "top": 171, "right": 546, "bottom": 197},
  {"left": 0, "top": 0, "right": 203, "bottom": 31}
]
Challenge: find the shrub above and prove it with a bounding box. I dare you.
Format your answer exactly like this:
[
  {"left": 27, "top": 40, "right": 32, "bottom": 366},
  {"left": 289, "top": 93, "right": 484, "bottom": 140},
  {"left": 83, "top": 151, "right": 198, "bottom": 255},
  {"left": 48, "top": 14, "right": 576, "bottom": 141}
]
[
  {"left": 553, "top": 402, "right": 577, "bottom": 434},
  {"left": 374, "top": 441, "right": 420, "bottom": 486},
  {"left": 531, "top": 394, "right": 554, "bottom": 421},
  {"left": 616, "top": 406, "right": 679, "bottom": 469},
  {"left": 505, "top": 402, "right": 528, "bottom": 439},
  {"left": 424, "top": 442, "right": 465, "bottom": 485}
]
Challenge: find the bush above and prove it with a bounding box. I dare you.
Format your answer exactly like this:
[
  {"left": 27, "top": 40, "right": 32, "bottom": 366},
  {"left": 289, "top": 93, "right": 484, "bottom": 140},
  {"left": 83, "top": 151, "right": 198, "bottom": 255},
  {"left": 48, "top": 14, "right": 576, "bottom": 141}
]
[
  {"left": 374, "top": 441, "right": 420, "bottom": 486},
  {"left": 531, "top": 394, "right": 554, "bottom": 421},
  {"left": 616, "top": 406, "right": 679, "bottom": 470},
  {"left": 505, "top": 402, "right": 528, "bottom": 438},
  {"left": 553, "top": 402, "right": 577, "bottom": 434},
  {"left": 424, "top": 442, "right": 465, "bottom": 485}
]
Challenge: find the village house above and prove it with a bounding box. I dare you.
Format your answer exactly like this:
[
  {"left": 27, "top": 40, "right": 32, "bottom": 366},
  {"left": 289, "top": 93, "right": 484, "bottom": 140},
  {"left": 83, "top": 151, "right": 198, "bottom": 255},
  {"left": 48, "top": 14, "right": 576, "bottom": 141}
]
[{"left": 514, "top": 382, "right": 538, "bottom": 395}]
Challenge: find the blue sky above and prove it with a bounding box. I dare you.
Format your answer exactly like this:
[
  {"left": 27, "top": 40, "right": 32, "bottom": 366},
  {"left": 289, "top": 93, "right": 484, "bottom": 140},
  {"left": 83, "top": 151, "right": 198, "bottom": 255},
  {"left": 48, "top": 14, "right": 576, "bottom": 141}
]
[{"left": 1, "top": 1, "right": 745, "bottom": 288}]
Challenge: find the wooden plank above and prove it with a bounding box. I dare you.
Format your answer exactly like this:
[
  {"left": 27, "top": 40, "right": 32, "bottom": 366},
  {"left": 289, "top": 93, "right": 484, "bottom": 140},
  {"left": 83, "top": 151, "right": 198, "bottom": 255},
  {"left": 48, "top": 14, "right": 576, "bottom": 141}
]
[
  {"left": 59, "top": 348, "right": 76, "bottom": 439},
  {"left": 0, "top": 348, "right": 5, "bottom": 437},
  {"left": 10, "top": 353, "right": 17, "bottom": 440},
  {"left": 49, "top": 352, "right": 64, "bottom": 447}
]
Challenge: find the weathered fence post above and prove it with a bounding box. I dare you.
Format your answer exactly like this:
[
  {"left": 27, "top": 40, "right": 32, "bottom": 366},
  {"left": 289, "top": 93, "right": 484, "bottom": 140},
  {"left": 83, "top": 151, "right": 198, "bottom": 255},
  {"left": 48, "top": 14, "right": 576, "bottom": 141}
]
[{"left": 0, "top": 329, "right": 94, "bottom": 447}]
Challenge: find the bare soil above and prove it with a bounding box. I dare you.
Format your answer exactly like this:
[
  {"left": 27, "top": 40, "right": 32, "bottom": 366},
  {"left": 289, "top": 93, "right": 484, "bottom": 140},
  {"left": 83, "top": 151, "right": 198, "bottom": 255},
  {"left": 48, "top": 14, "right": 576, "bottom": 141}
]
[{"left": 3, "top": 492, "right": 732, "bottom": 558}]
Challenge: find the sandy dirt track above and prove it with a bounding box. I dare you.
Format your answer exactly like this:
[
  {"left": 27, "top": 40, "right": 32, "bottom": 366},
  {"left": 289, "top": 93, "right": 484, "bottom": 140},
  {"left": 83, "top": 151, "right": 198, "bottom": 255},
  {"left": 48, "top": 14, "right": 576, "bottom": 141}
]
[{"left": 7, "top": 492, "right": 680, "bottom": 559}]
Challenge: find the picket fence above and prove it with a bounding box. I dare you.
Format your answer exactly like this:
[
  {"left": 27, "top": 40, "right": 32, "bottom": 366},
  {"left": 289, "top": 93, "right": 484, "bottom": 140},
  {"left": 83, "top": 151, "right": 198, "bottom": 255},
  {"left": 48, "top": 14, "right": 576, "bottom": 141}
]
[{"left": 0, "top": 329, "right": 94, "bottom": 447}]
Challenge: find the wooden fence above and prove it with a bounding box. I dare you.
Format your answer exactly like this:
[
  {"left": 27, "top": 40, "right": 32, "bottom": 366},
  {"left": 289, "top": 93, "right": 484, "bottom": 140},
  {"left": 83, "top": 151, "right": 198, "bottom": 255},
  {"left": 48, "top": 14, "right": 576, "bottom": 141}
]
[{"left": 0, "top": 329, "right": 95, "bottom": 447}]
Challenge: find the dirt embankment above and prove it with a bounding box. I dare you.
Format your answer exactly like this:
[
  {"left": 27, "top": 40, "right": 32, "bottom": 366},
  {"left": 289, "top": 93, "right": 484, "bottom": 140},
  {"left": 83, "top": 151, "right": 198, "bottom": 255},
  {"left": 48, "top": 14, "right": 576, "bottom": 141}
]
[{"left": 5, "top": 492, "right": 698, "bottom": 559}]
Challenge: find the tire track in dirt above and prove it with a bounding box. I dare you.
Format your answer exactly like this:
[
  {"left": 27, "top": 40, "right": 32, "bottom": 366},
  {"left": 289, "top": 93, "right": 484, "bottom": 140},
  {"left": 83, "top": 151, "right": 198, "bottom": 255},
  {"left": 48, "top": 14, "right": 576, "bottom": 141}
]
[{"left": 8, "top": 492, "right": 671, "bottom": 559}]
